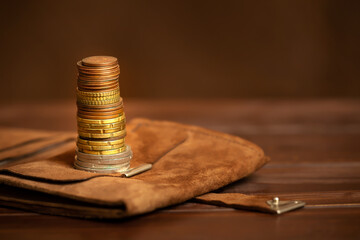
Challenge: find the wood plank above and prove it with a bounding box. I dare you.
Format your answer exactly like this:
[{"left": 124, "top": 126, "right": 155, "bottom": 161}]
[
  {"left": 0, "top": 208, "right": 359, "bottom": 240},
  {"left": 219, "top": 162, "right": 360, "bottom": 195}
]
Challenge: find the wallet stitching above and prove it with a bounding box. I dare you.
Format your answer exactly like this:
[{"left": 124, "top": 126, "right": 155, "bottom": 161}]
[
  {"left": 152, "top": 136, "right": 189, "bottom": 166},
  {"left": 0, "top": 137, "right": 76, "bottom": 168},
  {"left": 0, "top": 136, "right": 52, "bottom": 154}
]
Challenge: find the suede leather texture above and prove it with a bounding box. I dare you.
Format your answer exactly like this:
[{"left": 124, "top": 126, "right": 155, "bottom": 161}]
[
  {"left": 194, "top": 193, "right": 276, "bottom": 213},
  {"left": 0, "top": 118, "right": 269, "bottom": 218}
]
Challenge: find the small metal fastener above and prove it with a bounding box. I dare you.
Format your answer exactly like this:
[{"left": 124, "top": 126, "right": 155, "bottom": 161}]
[
  {"left": 266, "top": 197, "right": 305, "bottom": 214},
  {"left": 121, "top": 163, "right": 152, "bottom": 178}
]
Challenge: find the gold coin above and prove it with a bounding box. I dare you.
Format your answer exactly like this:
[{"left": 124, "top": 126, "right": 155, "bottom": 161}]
[
  {"left": 77, "top": 126, "right": 125, "bottom": 134},
  {"left": 76, "top": 94, "right": 120, "bottom": 102},
  {"left": 77, "top": 113, "right": 122, "bottom": 120},
  {"left": 77, "top": 97, "right": 120, "bottom": 105},
  {"left": 76, "top": 88, "right": 119, "bottom": 97},
  {"left": 77, "top": 115, "right": 125, "bottom": 124},
  {"left": 78, "top": 129, "right": 126, "bottom": 139},
  {"left": 78, "top": 146, "right": 127, "bottom": 155},
  {"left": 77, "top": 142, "right": 125, "bottom": 151},
  {"left": 77, "top": 120, "right": 125, "bottom": 129},
  {"left": 77, "top": 138, "right": 125, "bottom": 146}
]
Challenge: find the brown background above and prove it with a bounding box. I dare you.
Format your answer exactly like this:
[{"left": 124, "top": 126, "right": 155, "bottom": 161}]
[{"left": 0, "top": 0, "right": 359, "bottom": 103}]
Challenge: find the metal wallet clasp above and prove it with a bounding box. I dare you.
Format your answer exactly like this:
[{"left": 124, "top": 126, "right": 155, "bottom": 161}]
[{"left": 266, "top": 197, "right": 306, "bottom": 214}]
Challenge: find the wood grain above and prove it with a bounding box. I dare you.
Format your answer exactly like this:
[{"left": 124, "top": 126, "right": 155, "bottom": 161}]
[
  {"left": 0, "top": 99, "right": 359, "bottom": 239},
  {"left": 0, "top": 209, "right": 360, "bottom": 240}
]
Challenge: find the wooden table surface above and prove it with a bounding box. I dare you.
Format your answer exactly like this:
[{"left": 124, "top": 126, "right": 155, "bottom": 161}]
[{"left": 0, "top": 99, "right": 359, "bottom": 239}]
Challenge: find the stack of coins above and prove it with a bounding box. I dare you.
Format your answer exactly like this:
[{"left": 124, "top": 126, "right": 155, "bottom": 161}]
[{"left": 74, "top": 56, "right": 132, "bottom": 173}]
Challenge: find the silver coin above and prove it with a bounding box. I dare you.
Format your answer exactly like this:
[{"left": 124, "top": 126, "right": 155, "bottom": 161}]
[
  {"left": 75, "top": 154, "right": 132, "bottom": 165},
  {"left": 74, "top": 162, "right": 130, "bottom": 173},
  {"left": 74, "top": 159, "right": 130, "bottom": 170},
  {"left": 75, "top": 155, "right": 131, "bottom": 168},
  {"left": 74, "top": 145, "right": 133, "bottom": 173}
]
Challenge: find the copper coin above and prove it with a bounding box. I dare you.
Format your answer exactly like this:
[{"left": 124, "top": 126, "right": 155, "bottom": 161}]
[
  {"left": 77, "top": 61, "right": 119, "bottom": 71},
  {"left": 78, "top": 75, "right": 120, "bottom": 81},
  {"left": 77, "top": 87, "right": 119, "bottom": 92},
  {"left": 77, "top": 87, "right": 120, "bottom": 93},
  {"left": 79, "top": 71, "right": 120, "bottom": 77},
  {"left": 79, "top": 69, "right": 120, "bottom": 76},
  {"left": 77, "top": 83, "right": 119, "bottom": 89},
  {"left": 77, "top": 80, "right": 119, "bottom": 86},
  {"left": 79, "top": 76, "right": 119, "bottom": 81},
  {"left": 82, "top": 56, "right": 118, "bottom": 67},
  {"left": 78, "top": 65, "right": 120, "bottom": 72},
  {"left": 77, "top": 81, "right": 118, "bottom": 87},
  {"left": 77, "top": 76, "right": 118, "bottom": 81},
  {"left": 78, "top": 73, "right": 120, "bottom": 79},
  {"left": 77, "top": 78, "right": 119, "bottom": 83},
  {"left": 77, "top": 83, "right": 118, "bottom": 89},
  {"left": 77, "top": 82, "right": 119, "bottom": 90},
  {"left": 78, "top": 81, "right": 119, "bottom": 88},
  {"left": 77, "top": 106, "right": 124, "bottom": 112},
  {"left": 77, "top": 78, "right": 118, "bottom": 84},
  {"left": 77, "top": 107, "right": 123, "bottom": 113},
  {"left": 77, "top": 81, "right": 119, "bottom": 86},
  {"left": 78, "top": 74, "right": 119, "bottom": 81},
  {"left": 79, "top": 135, "right": 127, "bottom": 141},
  {"left": 79, "top": 72, "right": 120, "bottom": 78},
  {"left": 77, "top": 101, "right": 122, "bottom": 109},
  {"left": 77, "top": 107, "right": 123, "bottom": 114},
  {"left": 77, "top": 108, "right": 123, "bottom": 116},
  {"left": 77, "top": 104, "right": 123, "bottom": 112},
  {"left": 77, "top": 87, "right": 119, "bottom": 93},
  {"left": 77, "top": 64, "right": 119, "bottom": 71}
]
